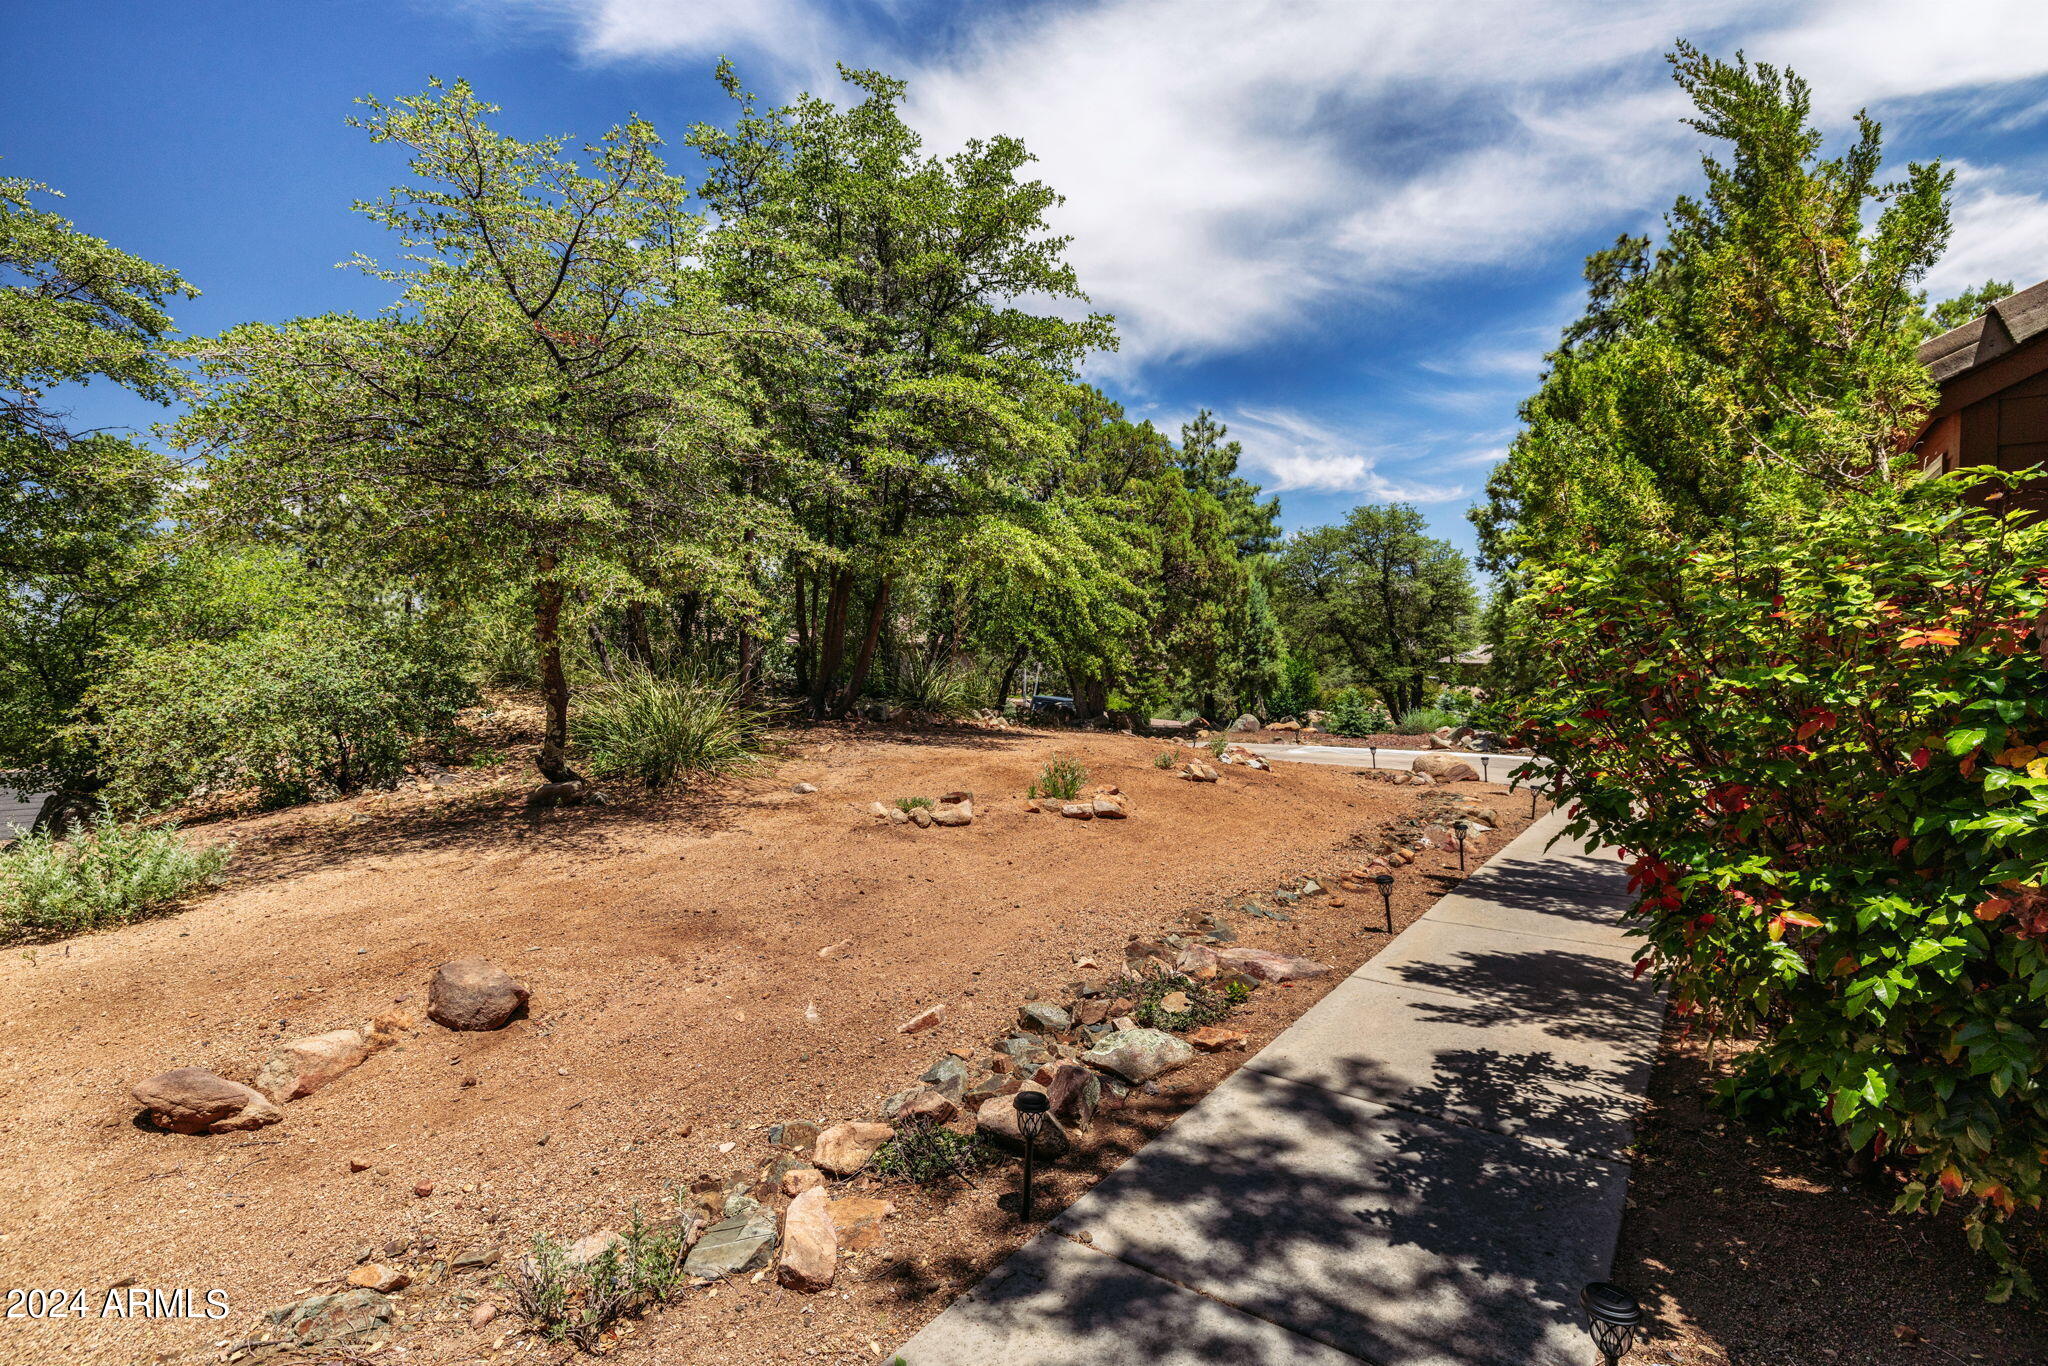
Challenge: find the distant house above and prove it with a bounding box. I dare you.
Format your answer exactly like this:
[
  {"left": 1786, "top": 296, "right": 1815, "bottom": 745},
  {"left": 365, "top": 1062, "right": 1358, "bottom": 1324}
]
[
  {"left": 1910, "top": 278, "right": 2048, "bottom": 511},
  {"left": 1437, "top": 646, "right": 1492, "bottom": 686}
]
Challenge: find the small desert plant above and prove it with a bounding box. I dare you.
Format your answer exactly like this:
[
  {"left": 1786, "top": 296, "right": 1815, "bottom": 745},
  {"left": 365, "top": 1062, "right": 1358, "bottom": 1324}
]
[
  {"left": 893, "top": 794, "right": 935, "bottom": 812},
  {"left": 571, "top": 666, "right": 762, "bottom": 789},
  {"left": 1108, "top": 972, "right": 1233, "bottom": 1031},
  {"left": 1219, "top": 978, "right": 1254, "bottom": 1006},
  {"left": 868, "top": 1119, "right": 997, "bottom": 1184},
  {"left": 511, "top": 1208, "right": 688, "bottom": 1350},
  {"left": 0, "top": 817, "right": 232, "bottom": 944},
  {"left": 1152, "top": 751, "right": 1175, "bottom": 769},
  {"left": 1205, "top": 733, "right": 1230, "bottom": 758},
  {"left": 1028, "top": 757, "right": 1087, "bottom": 802},
  {"left": 1393, "top": 706, "right": 1462, "bottom": 735},
  {"left": 887, "top": 653, "right": 985, "bottom": 718}
]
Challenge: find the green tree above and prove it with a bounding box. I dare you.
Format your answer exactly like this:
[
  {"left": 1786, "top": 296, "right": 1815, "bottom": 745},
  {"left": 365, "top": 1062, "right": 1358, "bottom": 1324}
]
[
  {"left": 0, "top": 176, "right": 196, "bottom": 823},
  {"left": 688, "top": 64, "right": 1113, "bottom": 718},
  {"left": 1273, "top": 504, "right": 1476, "bottom": 717},
  {"left": 1176, "top": 409, "right": 1280, "bottom": 558},
  {"left": 1916, "top": 278, "right": 2015, "bottom": 340},
  {"left": 179, "top": 81, "right": 781, "bottom": 773}
]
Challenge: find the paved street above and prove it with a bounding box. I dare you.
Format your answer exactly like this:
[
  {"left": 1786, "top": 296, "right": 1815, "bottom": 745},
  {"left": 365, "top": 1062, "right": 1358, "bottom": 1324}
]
[{"left": 1239, "top": 743, "right": 1548, "bottom": 784}]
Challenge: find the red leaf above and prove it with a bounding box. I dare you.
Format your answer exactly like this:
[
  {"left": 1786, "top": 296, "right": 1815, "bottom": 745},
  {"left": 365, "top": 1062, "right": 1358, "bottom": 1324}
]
[{"left": 1911, "top": 747, "right": 1931, "bottom": 770}]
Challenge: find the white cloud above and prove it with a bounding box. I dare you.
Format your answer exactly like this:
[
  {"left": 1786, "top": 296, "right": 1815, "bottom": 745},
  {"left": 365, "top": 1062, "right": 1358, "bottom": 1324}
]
[
  {"left": 482, "top": 0, "right": 2048, "bottom": 370},
  {"left": 1925, "top": 163, "right": 2048, "bottom": 298},
  {"left": 1224, "top": 406, "right": 1460, "bottom": 502}
]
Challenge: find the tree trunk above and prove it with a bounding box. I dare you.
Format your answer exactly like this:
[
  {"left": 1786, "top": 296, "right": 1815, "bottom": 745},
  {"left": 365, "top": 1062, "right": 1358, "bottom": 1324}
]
[
  {"left": 995, "top": 645, "right": 1026, "bottom": 713},
  {"left": 791, "top": 571, "right": 813, "bottom": 696},
  {"left": 810, "top": 571, "right": 852, "bottom": 720},
  {"left": 834, "top": 578, "right": 891, "bottom": 718},
  {"left": 535, "top": 572, "right": 572, "bottom": 760},
  {"left": 623, "top": 603, "right": 651, "bottom": 665}
]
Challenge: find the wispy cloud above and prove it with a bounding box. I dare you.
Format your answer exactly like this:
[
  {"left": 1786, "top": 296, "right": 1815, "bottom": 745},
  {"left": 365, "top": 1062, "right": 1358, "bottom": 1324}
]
[{"left": 1224, "top": 406, "right": 1462, "bottom": 503}]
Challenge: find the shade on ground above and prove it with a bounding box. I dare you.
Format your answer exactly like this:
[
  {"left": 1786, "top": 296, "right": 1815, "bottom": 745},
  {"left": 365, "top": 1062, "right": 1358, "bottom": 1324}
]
[{"left": 896, "top": 806, "right": 1658, "bottom": 1366}]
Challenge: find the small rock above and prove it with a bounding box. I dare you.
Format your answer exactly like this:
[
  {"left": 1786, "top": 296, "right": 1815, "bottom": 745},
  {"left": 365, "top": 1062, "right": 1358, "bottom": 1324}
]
[
  {"left": 896, "top": 1004, "right": 947, "bottom": 1035},
  {"left": 868, "top": 802, "right": 891, "bottom": 819},
  {"left": 426, "top": 958, "right": 529, "bottom": 1032},
  {"left": 131, "top": 1068, "right": 282, "bottom": 1135},
  {"left": 1059, "top": 802, "right": 1094, "bottom": 819},
  {"left": 1017, "top": 1002, "right": 1073, "bottom": 1035},
  {"left": 453, "top": 1246, "right": 501, "bottom": 1270},
  {"left": 1080, "top": 1028, "right": 1196, "bottom": 1082},
  {"left": 825, "top": 1195, "right": 896, "bottom": 1252},
  {"left": 880, "top": 1086, "right": 959, "bottom": 1126},
  {"left": 777, "top": 1186, "right": 837, "bottom": 1292},
  {"left": 254, "top": 1029, "right": 370, "bottom": 1104},
  {"left": 769, "top": 1119, "right": 823, "bottom": 1151},
  {"left": 781, "top": 1167, "right": 827, "bottom": 1197},
  {"left": 1044, "top": 1062, "right": 1103, "bottom": 1131},
  {"left": 888, "top": 807, "right": 910, "bottom": 824},
  {"left": 267, "top": 1290, "right": 393, "bottom": 1345},
  {"left": 918, "top": 1056, "right": 972, "bottom": 1099},
  {"left": 1183, "top": 761, "right": 1219, "bottom": 783},
  {"left": 414, "top": 1180, "right": 435, "bottom": 1198},
  {"left": 1229, "top": 713, "right": 1260, "bottom": 732},
  {"left": 1186, "top": 1025, "right": 1248, "bottom": 1052},
  {"left": 792, "top": 782, "right": 818, "bottom": 794},
  {"left": 346, "top": 1263, "right": 410, "bottom": 1294},
  {"left": 347, "top": 1157, "right": 372, "bottom": 1173},
  {"left": 469, "top": 1303, "right": 498, "bottom": 1331},
  {"left": 1212, "top": 947, "right": 1334, "bottom": 983},
  {"left": 811, "top": 1121, "right": 894, "bottom": 1176},
  {"left": 976, "top": 1092, "right": 1073, "bottom": 1156},
  {"left": 1091, "top": 796, "right": 1127, "bottom": 818},
  {"left": 909, "top": 806, "right": 933, "bottom": 828},
  {"left": 930, "top": 799, "right": 973, "bottom": 826}
]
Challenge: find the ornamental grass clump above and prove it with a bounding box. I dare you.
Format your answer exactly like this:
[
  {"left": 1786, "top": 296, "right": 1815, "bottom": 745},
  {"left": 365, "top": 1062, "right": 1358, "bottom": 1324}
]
[
  {"left": 570, "top": 666, "right": 762, "bottom": 790},
  {"left": 1028, "top": 757, "right": 1087, "bottom": 802}
]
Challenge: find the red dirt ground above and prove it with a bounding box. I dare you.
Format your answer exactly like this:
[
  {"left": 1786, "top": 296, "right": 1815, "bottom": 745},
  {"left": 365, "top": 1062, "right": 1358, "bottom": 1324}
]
[{"left": 0, "top": 724, "right": 1527, "bottom": 1365}]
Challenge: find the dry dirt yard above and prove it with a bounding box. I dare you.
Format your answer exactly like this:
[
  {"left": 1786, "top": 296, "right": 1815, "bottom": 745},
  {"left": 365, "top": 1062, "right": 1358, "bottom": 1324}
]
[{"left": 0, "top": 723, "right": 1531, "bottom": 1365}]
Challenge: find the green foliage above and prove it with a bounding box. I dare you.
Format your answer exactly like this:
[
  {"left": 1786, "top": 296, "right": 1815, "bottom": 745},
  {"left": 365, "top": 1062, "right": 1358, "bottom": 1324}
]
[
  {"left": 894, "top": 795, "right": 934, "bottom": 812},
  {"left": 867, "top": 1118, "right": 998, "bottom": 1184},
  {"left": 1219, "top": 978, "right": 1254, "bottom": 1006},
  {"left": 1324, "top": 687, "right": 1392, "bottom": 738},
  {"left": 885, "top": 653, "right": 984, "bottom": 719},
  {"left": 0, "top": 817, "right": 230, "bottom": 943},
  {"left": 89, "top": 611, "right": 474, "bottom": 811},
  {"left": 1274, "top": 504, "right": 1477, "bottom": 717},
  {"left": 570, "top": 667, "right": 762, "bottom": 790},
  {"left": 511, "top": 1207, "right": 689, "bottom": 1350},
  {"left": 1153, "top": 751, "right": 1176, "bottom": 769},
  {"left": 1176, "top": 410, "right": 1281, "bottom": 559},
  {"left": 1266, "top": 653, "right": 1321, "bottom": 720},
  {"left": 1028, "top": 757, "right": 1087, "bottom": 802},
  {"left": 1115, "top": 972, "right": 1232, "bottom": 1031},
  {"left": 1915, "top": 279, "right": 2014, "bottom": 342},
  {"left": 1511, "top": 475, "right": 2048, "bottom": 1297},
  {"left": 1205, "top": 732, "right": 1230, "bottom": 759},
  {"left": 1392, "top": 707, "right": 1461, "bottom": 735}
]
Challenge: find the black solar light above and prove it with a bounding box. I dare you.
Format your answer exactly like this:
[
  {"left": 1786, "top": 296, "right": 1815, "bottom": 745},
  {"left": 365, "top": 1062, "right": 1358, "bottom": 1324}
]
[
  {"left": 1531, "top": 783, "right": 1540, "bottom": 818},
  {"left": 1372, "top": 872, "right": 1394, "bottom": 933},
  {"left": 1369, "top": 745, "right": 1378, "bottom": 770},
  {"left": 1580, "top": 1282, "right": 1643, "bottom": 1365},
  {"left": 1479, "top": 754, "right": 1491, "bottom": 782},
  {"left": 1014, "top": 1090, "right": 1052, "bottom": 1224},
  {"left": 1452, "top": 820, "right": 1469, "bottom": 872}
]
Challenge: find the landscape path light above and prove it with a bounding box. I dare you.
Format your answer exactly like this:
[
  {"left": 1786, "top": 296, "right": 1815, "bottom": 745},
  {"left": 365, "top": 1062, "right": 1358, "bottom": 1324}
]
[
  {"left": 1372, "top": 872, "right": 1394, "bottom": 934},
  {"left": 1013, "top": 1090, "right": 1051, "bottom": 1225},
  {"left": 1479, "top": 754, "right": 1491, "bottom": 782},
  {"left": 1369, "top": 745, "right": 1378, "bottom": 770},
  {"left": 1580, "top": 1282, "right": 1643, "bottom": 1365},
  {"left": 1452, "top": 820, "right": 1469, "bottom": 872},
  {"left": 1531, "top": 783, "right": 1540, "bottom": 819}
]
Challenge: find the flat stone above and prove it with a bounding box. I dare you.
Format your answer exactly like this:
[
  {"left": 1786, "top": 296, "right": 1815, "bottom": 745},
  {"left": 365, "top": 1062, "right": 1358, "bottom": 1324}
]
[
  {"left": 683, "top": 1205, "right": 778, "bottom": 1279},
  {"left": 897, "top": 1004, "right": 948, "bottom": 1034},
  {"left": 1060, "top": 802, "right": 1094, "bottom": 819},
  {"left": 811, "top": 1121, "right": 894, "bottom": 1176},
  {"left": 782, "top": 1167, "right": 827, "bottom": 1197},
  {"left": 254, "top": 1028, "right": 369, "bottom": 1103},
  {"left": 931, "top": 800, "right": 973, "bottom": 826},
  {"left": 1018, "top": 1001, "right": 1073, "bottom": 1034},
  {"left": 131, "top": 1068, "right": 282, "bottom": 1135},
  {"left": 896, "top": 1233, "right": 1359, "bottom": 1366},
  {"left": 1079, "top": 1029, "right": 1194, "bottom": 1083},
  {"left": 1048, "top": 1066, "right": 1631, "bottom": 1366},
  {"left": 1185, "top": 1026, "right": 1247, "bottom": 1052},
  {"left": 918, "top": 1055, "right": 972, "bottom": 1099},
  {"left": 769, "top": 1119, "right": 823, "bottom": 1151},
  {"left": 1212, "top": 947, "right": 1332, "bottom": 983},
  {"left": 346, "top": 1263, "right": 410, "bottom": 1293},
  {"left": 882, "top": 1085, "right": 959, "bottom": 1126},
  {"left": 977, "top": 1093, "right": 1073, "bottom": 1157},
  {"left": 267, "top": 1289, "right": 394, "bottom": 1345}
]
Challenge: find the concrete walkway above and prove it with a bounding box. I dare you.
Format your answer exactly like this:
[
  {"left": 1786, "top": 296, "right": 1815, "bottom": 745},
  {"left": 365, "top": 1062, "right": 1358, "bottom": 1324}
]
[
  {"left": 895, "top": 806, "right": 1660, "bottom": 1366},
  {"left": 1239, "top": 744, "right": 1547, "bottom": 783}
]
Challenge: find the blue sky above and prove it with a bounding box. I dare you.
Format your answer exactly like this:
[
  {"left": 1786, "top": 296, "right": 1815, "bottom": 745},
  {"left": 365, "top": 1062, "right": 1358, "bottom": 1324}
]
[{"left": 8, "top": 0, "right": 2048, "bottom": 557}]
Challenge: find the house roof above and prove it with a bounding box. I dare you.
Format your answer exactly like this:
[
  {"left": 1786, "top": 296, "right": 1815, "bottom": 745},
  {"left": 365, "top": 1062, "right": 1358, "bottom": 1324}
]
[
  {"left": 1439, "top": 647, "right": 1493, "bottom": 667},
  {"left": 1917, "top": 278, "right": 2048, "bottom": 385}
]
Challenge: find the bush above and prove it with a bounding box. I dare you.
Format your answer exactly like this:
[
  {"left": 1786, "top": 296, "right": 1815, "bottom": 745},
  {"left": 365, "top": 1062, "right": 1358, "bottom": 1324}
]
[
  {"left": 511, "top": 1206, "right": 688, "bottom": 1350},
  {"left": 1392, "top": 706, "right": 1460, "bottom": 735},
  {"left": 1152, "top": 751, "right": 1176, "bottom": 769},
  {"left": 1028, "top": 757, "right": 1087, "bottom": 802},
  {"left": 571, "top": 666, "right": 762, "bottom": 789},
  {"left": 868, "top": 1119, "right": 998, "bottom": 1184},
  {"left": 0, "top": 816, "right": 231, "bottom": 943},
  {"left": 1324, "top": 687, "right": 1392, "bottom": 737},
  {"left": 1510, "top": 476, "right": 2048, "bottom": 1298},
  {"left": 1266, "top": 652, "right": 1321, "bottom": 719},
  {"left": 90, "top": 613, "right": 474, "bottom": 811},
  {"left": 1112, "top": 972, "right": 1232, "bottom": 1031},
  {"left": 894, "top": 795, "right": 934, "bottom": 812},
  {"left": 885, "top": 653, "right": 985, "bottom": 718}
]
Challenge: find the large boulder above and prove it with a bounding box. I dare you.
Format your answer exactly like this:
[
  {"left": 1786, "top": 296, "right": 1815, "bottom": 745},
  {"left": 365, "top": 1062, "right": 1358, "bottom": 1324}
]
[
  {"left": 428, "top": 958, "right": 529, "bottom": 1031},
  {"left": 1229, "top": 713, "right": 1261, "bottom": 732},
  {"left": 776, "top": 1187, "right": 836, "bottom": 1292},
  {"left": 1079, "top": 1028, "right": 1195, "bottom": 1083},
  {"left": 1213, "top": 946, "right": 1334, "bottom": 983},
  {"left": 254, "top": 1029, "right": 370, "bottom": 1103},
  {"left": 811, "top": 1121, "right": 894, "bottom": 1176},
  {"left": 1411, "top": 754, "right": 1479, "bottom": 783},
  {"left": 132, "top": 1067, "right": 282, "bottom": 1134}
]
